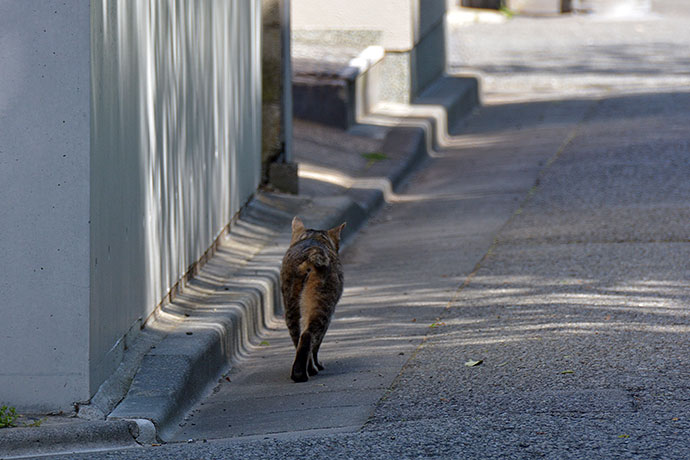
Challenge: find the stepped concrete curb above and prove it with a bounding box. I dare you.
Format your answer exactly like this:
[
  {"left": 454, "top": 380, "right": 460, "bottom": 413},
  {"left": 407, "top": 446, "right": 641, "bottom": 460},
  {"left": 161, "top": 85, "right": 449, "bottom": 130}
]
[
  {"left": 0, "top": 419, "right": 141, "bottom": 459},
  {"left": 107, "top": 193, "right": 368, "bottom": 442},
  {"left": 415, "top": 75, "right": 481, "bottom": 136},
  {"left": 293, "top": 42, "right": 479, "bottom": 136},
  {"left": 293, "top": 46, "right": 384, "bottom": 130},
  {"left": 380, "top": 126, "right": 429, "bottom": 189}
]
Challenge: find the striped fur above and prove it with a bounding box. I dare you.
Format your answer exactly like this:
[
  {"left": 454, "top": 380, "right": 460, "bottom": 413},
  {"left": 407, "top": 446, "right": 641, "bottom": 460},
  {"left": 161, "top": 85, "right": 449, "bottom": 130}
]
[{"left": 280, "top": 217, "right": 345, "bottom": 382}]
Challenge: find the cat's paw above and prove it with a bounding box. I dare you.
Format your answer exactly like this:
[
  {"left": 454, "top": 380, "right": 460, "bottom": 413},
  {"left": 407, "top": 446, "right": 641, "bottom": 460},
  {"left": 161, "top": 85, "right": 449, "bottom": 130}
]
[
  {"left": 307, "top": 363, "right": 319, "bottom": 376},
  {"left": 291, "top": 371, "right": 309, "bottom": 383}
]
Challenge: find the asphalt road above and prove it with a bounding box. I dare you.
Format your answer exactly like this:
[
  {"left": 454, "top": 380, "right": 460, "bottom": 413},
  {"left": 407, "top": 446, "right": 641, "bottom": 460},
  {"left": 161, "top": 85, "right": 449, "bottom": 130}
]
[{"left": 38, "top": 4, "right": 689, "bottom": 459}]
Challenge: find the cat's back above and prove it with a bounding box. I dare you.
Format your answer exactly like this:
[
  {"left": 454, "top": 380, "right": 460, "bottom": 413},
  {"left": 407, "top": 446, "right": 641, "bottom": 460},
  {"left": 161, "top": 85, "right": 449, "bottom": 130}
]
[{"left": 281, "top": 233, "right": 343, "bottom": 291}]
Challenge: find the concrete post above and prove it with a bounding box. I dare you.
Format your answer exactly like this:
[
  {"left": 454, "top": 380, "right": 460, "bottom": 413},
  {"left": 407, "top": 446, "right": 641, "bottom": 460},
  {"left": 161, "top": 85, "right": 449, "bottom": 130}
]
[
  {"left": 0, "top": 1, "right": 92, "bottom": 410},
  {"left": 263, "top": 0, "right": 298, "bottom": 194}
]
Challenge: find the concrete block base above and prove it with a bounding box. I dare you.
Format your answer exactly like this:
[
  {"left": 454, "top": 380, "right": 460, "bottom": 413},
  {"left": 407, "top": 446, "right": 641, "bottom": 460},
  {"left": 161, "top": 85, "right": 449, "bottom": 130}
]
[
  {"left": 462, "top": 0, "right": 502, "bottom": 8},
  {"left": 506, "top": 0, "right": 573, "bottom": 14},
  {"left": 269, "top": 162, "right": 299, "bottom": 194},
  {"left": 293, "top": 72, "right": 356, "bottom": 130},
  {"left": 415, "top": 75, "right": 481, "bottom": 135}
]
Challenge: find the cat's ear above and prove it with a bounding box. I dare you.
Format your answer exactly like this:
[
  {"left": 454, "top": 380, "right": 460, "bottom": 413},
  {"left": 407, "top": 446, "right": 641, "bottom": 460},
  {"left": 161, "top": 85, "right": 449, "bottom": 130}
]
[
  {"left": 291, "top": 216, "right": 306, "bottom": 243},
  {"left": 328, "top": 222, "right": 346, "bottom": 250}
]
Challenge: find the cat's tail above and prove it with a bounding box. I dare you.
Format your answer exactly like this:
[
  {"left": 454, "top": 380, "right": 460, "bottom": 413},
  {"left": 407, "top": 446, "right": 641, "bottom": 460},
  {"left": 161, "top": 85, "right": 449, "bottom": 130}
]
[
  {"left": 302, "top": 247, "right": 330, "bottom": 270},
  {"left": 295, "top": 247, "right": 330, "bottom": 277}
]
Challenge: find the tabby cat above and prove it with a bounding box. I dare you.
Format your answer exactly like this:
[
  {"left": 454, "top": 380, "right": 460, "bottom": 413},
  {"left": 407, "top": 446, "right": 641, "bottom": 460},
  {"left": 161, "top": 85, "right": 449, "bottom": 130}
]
[{"left": 280, "top": 217, "right": 345, "bottom": 382}]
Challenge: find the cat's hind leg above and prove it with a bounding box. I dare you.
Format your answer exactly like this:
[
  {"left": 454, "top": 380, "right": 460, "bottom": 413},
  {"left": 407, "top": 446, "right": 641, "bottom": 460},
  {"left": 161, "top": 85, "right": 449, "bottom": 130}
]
[
  {"left": 308, "top": 307, "right": 332, "bottom": 371},
  {"left": 284, "top": 302, "right": 301, "bottom": 348},
  {"left": 307, "top": 354, "right": 319, "bottom": 376},
  {"left": 291, "top": 331, "right": 311, "bottom": 382},
  {"left": 311, "top": 336, "right": 325, "bottom": 371}
]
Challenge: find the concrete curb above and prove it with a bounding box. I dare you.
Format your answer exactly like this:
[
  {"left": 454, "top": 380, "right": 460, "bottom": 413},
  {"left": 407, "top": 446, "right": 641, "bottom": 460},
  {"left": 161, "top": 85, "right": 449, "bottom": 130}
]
[
  {"left": 293, "top": 46, "right": 384, "bottom": 130},
  {"left": 107, "top": 193, "right": 367, "bottom": 442},
  {"left": 415, "top": 75, "right": 481, "bottom": 136},
  {"left": 0, "top": 420, "right": 140, "bottom": 459}
]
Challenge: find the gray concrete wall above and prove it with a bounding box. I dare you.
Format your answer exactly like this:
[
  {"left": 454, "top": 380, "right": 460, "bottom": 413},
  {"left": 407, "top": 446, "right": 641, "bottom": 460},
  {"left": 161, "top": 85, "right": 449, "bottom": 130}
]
[
  {"left": 0, "top": 0, "right": 92, "bottom": 411},
  {"left": 89, "top": 0, "right": 262, "bottom": 395},
  {"left": 0, "top": 0, "right": 262, "bottom": 411}
]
